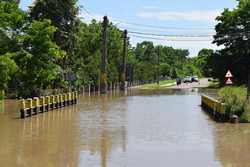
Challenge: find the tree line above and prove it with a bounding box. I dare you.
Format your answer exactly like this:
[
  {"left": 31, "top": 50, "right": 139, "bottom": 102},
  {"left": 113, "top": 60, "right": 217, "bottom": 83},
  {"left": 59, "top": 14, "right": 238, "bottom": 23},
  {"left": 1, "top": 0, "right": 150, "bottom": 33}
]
[
  {"left": 0, "top": 0, "right": 200, "bottom": 98},
  {"left": 196, "top": 0, "right": 250, "bottom": 86}
]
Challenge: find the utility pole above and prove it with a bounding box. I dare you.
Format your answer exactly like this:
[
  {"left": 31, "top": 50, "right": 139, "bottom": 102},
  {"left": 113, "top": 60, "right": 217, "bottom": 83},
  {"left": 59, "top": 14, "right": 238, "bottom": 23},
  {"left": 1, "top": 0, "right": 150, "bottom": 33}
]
[
  {"left": 100, "top": 16, "right": 108, "bottom": 94},
  {"left": 157, "top": 46, "right": 160, "bottom": 85},
  {"left": 120, "top": 30, "right": 128, "bottom": 91}
]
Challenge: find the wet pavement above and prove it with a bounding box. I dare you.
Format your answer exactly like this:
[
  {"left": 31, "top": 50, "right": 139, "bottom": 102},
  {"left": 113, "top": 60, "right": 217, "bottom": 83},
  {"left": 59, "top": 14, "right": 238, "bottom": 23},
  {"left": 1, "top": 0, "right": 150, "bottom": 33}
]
[{"left": 0, "top": 89, "right": 249, "bottom": 167}]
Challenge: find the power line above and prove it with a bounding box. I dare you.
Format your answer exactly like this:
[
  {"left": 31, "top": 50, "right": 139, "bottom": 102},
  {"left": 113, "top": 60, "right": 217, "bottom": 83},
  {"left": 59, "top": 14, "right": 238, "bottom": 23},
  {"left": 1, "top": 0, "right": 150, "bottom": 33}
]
[
  {"left": 112, "top": 18, "right": 215, "bottom": 30},
  {"left": 129, "top": 34, "right": 213, "bottom": 42},
  {"left": 78, "top": 5, "right": 250, "bottom": 40},
  {"left": 79, "top": 5, "right": 215, "bottom": 31},
  {"left": 128, "top": 31, "right": 214, "bottom": 38}
]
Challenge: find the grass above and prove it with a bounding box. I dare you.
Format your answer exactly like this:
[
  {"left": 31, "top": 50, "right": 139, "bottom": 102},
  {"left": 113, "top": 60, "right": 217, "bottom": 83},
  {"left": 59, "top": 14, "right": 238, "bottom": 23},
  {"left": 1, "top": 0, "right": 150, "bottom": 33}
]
[
  {"left": 0, "top": 90, "right": 4, "bottom": 100},
  {"left": 218, "top": 86, "right": 247, "bottom": 116},
  {"left": 241, "top": 101, "right": 250, "bottom": 122},
  {"left": 208, "top": 78, "right": 220, "bottom": 88},
  {"left": 0, "top": 100, "right": 4, "bottom": 113},
  {"left": 139, "top": 80, "right": 176, "bottom": 90}
]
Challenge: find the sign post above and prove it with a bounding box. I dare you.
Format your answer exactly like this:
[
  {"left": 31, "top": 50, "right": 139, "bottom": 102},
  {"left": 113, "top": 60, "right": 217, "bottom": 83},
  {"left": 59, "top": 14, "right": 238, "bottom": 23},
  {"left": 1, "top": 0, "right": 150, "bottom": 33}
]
[{"left": 225, "top": 70, "right": 233, "bottom": 85}]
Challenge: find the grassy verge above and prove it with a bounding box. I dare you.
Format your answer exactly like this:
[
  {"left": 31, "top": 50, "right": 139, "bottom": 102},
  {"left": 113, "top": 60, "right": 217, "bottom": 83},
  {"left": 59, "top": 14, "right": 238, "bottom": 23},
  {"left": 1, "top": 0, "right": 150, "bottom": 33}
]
[
  {"left": 139, "top": 80, "right": 176, "bottom": 90},
  {"left": 0, "top": 90, "right": 4, "bottom": 100},
  {"left": 0, "top": 100, "right": 3, "bottom": 113},
  {"left": 208, "top": 78, "right": 220, "bottom": 88},
  {"left": 218, "top": 86, "right": 250, "bottom": 122}
]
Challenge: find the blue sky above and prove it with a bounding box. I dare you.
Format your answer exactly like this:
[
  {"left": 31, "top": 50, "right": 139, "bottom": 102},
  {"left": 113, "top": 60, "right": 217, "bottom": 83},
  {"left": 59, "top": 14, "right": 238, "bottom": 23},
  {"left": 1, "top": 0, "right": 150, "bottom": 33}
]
[{"left": 20, "top": 0, "right": 238, "bottom": 56}]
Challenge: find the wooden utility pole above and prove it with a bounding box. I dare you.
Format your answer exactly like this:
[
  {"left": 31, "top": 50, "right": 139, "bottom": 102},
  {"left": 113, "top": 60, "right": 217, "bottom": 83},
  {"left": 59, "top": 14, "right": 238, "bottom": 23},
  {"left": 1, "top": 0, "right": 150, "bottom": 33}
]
[
  {"left": 157, "top": 46, "right": 160, "bottom": 85},
  {"left": 120, "top": 30, "right": 128, "bottom": 91},
  {"left": 100, "top": 16, "right": 109, "bottom": 94}
]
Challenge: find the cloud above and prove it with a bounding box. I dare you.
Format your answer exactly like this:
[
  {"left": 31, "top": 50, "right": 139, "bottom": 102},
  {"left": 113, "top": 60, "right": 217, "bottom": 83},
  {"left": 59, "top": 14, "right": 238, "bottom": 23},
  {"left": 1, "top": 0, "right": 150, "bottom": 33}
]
[
  {"left": 136, "top": 9, "right": 221, "bottom": 22},
  {"left": 129, "top": 36, "right": 223, "bottom": 57}
]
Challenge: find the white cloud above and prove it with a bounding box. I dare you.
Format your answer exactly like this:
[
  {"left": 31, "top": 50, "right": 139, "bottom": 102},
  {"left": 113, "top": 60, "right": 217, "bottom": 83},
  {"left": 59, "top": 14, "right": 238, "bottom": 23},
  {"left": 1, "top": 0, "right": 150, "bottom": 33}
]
[
  {"left": 129, "top": 36, "right": 222, "bottom": 57},
  {"left": 137, "top": 9, "right": 221, "bottom": 22}
]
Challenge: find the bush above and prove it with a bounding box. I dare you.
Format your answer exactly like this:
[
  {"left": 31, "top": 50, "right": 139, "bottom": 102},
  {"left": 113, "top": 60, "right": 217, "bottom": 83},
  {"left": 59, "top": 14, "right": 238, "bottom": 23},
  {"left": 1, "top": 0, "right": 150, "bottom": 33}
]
[
  {"left": 218, "top": 86, "right": 247, "bottom": 116},
  {"left": 0, "top": 90, "right": 4, "bottom": 100},
  {"left": 241, "top": 101, "right": 250, "bottom": 122}
]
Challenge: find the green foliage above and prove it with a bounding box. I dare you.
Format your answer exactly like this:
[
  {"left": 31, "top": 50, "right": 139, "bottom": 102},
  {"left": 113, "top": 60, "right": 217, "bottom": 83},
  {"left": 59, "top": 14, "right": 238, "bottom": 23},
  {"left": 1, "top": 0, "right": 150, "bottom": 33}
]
[
  {"left": 212, "top": 0, "right": 250, "bottom": 85},
  {"left": 0, "top": 54, "right": 18, "bottom": 90},
  {"left": 0, "top": 91, "right": 3, "bottom": 100},
  {"left": 241, "top": 101, "right": 250, "bottom": 122},
  {"left": 194, "top": 49, "right": 214, "bottom": 77},
  {"left": 218, "top": 86, "right": 247, "bottom": 116},
  {"left": 0, "top": 1, "right": 26, "bottom": 54},
  {"left": 0, "top": 0, "right": 202, "bottom": 98},
  {"left": 14, "top": 19, "right": 65, "bottom": 97},
  {"left": 30, "top": 0, "right": 79, "bottom": 61}
]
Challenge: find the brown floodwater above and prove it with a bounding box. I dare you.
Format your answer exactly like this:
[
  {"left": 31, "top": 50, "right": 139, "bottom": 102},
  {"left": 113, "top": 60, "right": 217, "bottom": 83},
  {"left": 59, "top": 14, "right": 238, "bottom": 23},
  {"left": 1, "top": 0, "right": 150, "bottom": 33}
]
[{"left": 0, "top": 88, "right": 249, "bottom": 167}]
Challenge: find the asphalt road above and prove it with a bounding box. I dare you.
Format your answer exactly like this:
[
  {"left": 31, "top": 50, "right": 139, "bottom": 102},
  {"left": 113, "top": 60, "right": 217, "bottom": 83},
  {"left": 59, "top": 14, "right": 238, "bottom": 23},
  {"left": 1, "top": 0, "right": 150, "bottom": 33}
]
[{"left": 169, "top": 78, "right": 210, "bottom": 89}]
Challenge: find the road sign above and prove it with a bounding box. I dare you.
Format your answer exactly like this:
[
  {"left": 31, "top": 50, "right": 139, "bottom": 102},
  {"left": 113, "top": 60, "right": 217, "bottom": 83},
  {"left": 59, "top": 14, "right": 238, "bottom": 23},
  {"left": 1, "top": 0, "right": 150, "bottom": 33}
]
[
  {"left": 226, "top": 78, "right": 233, "bottom": 85},
  {"left": 225, "top": 70, "right": 233, "bottom": 78}
]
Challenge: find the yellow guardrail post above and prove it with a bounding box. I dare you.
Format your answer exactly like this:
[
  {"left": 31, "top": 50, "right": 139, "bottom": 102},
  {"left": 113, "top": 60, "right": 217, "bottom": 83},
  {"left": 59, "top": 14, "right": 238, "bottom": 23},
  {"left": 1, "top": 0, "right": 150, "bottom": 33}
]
[
  {"left": 50, "top": 95, "right": 55, "bottom": 110},
  {"left": 33, "top": 97, "right": 41, "bottom": 114},
  {"left": 59, "top": 94, "right": 63, "bottom": 108},
  {"left": 71, "top": 92, "right": 74, "bottom": 104},
  {"left": 74, "top": 91, "right": 78, "bottom": 104},
  {"left": 63, "top": 93, "right": 68, "bottom": 106},
  {"left": 54, "top": 95, "right": 59, "bottom": 109},
  {"left": 20, "top": 99, "right": 27, "bottom": 118},
  {"left": 39, "top": 96, "right": 46, "bottom": 112},
  {"left": 26, "top": 98, "right": 33, "bottom": 117},
  {"left": 45, "top": 96, "right": 51, "bottom": 111},
  {"left": 67, "top": 93, "right": 71, "bottom": 105}
]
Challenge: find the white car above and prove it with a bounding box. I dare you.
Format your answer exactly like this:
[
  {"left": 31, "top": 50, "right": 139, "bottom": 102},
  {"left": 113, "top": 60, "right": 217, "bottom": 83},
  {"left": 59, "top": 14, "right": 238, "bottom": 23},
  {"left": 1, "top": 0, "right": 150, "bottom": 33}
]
[{"left": 183, "top": 76, "right": 192, "bottom": 83}]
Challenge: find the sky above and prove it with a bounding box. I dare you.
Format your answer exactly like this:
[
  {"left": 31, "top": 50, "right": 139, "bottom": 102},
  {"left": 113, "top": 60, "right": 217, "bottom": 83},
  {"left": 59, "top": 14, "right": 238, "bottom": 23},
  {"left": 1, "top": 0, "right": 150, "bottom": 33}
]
[{"left": 20, "top": 0, "right": 238, "bottom": 56}]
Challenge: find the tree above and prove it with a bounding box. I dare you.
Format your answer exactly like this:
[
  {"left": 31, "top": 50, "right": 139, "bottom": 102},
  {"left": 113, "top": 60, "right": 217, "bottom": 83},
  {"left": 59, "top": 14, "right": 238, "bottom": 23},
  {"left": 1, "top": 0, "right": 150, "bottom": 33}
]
[
  {"left": 213, "top": 0, "right": 250, "bottom": 84},
  {"left": 73, "top": 20, "right": 102, "bottom": 87},
  {"left": 14, "top": 20, "right": 65, "bottom": 97},
  {"left": 29, "top": 0, "right": 79, "bottom": 61},
  {"left": 0, "top": 55, "right": 18, "bottom": 99},
  {"left": 0, "top": 1, "right": 26, "bottom": 54},
  {"left": 195, "top": 48, "right": 214, "bottom": 77}
]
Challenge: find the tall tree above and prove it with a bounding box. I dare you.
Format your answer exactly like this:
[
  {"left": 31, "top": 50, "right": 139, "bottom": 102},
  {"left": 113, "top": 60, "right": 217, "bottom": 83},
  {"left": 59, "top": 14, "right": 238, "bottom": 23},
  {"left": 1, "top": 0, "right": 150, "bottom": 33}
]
[
  {"left": 213, "top": 0, "right": 250, "bottom": 84},
  {"left": 0, "top": 1, "right": 26, "bottom": 54},
  {"left": 29, "top": 0, "right": 78, "bottom": 64},
  {"left": 15, "top": 20, "right": 65, "bottom": 97}
]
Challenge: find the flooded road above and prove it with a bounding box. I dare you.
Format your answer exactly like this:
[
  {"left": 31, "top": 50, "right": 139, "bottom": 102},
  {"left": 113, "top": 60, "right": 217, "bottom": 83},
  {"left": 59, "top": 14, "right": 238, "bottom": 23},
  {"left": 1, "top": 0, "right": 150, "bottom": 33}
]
[{"left": 0, "top": 89, "right": 250, "bottom": 167}]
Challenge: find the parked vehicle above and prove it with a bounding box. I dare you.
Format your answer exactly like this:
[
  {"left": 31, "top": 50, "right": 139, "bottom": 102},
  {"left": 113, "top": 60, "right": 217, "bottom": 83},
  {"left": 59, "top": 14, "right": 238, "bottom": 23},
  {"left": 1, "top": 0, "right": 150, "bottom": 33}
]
[
  {"left": 176, "top": 77, "right": 182, "bottom": 85},
  {"left": 183, "top": 76, "right": 192, "bottom": 83},
  {"left": 191, "top": 76, "right": 199, "bottom": 82}
]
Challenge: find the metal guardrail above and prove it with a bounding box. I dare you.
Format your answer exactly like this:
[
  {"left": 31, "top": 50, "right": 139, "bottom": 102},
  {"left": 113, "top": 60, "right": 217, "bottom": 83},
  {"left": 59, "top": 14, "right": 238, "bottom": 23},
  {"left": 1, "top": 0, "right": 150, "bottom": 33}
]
[{"left": 20, "top": 92, "right": 78, "bottom": 119}]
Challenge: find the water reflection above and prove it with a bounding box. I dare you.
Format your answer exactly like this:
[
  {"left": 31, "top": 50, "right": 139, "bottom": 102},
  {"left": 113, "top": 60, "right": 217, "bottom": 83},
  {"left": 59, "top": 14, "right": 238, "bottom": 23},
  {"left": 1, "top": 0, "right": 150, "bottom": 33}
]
[
  {"left": 0, "top": 89, "right": 249, "bottom": 167},
  {"left": 214, "top": 124, "right": 250, "bottom": 167},
  {"left": 78, "top": 94, "right": 127, "bottom": 167},
  {"left": 0, "top": 100, "right": 4, "bottom": 113}
]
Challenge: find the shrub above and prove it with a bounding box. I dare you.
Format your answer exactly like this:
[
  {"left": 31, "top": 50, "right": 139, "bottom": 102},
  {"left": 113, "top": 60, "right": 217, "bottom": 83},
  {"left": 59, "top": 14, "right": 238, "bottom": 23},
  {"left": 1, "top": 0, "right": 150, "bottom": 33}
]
[
  {"left": 218, "top": 86, "right": 247, "bottom": 116},
  {"left": 0, "top": 90, "right": 4, "bottom": 100},
  {"left": 241, "top": 101, "right": 250, "bottom": 122}
]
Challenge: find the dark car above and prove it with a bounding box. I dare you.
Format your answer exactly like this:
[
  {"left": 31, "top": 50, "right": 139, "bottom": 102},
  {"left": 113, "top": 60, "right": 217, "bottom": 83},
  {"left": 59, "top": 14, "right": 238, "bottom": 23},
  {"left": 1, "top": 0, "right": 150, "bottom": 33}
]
[
  {"left": 176, "top": 77, "right": 182, "bottom": 85},
  {"left": 191, "top": 76, "right": 199, "bottom": 82}
]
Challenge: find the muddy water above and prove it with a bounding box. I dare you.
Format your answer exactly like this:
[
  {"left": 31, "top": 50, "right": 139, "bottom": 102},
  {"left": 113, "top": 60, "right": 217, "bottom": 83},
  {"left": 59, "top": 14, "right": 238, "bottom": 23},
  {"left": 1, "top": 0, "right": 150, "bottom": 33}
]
[{"left": 0, "top": 89, "right": 249, "bottom": 167}]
